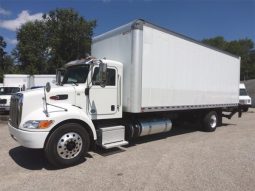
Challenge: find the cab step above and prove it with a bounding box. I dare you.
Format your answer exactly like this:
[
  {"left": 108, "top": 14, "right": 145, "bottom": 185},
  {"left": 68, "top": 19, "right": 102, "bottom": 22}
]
[
  {"left": 102, "top": 140, "right": 128, "bottom": 149},
  {"left": 98, "top": 125, "right": 128, "bottom": 149}
]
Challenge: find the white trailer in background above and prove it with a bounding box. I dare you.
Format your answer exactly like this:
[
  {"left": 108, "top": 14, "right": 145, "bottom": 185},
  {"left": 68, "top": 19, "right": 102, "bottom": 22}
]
[
  {"left": 8, "top": 19, "right": 241, "bottom": 167},
  {"left": 0, "top": 74, "right": 56, "bottom": 111},
  {"left": 31, "top": 75, "right": 56, "bottom": 88},
  {"left": 4, "top": 74, "right": 30, "bottom": 90},
  {"left": 0, "top": 75, "right": 29, "bottom": 112}
]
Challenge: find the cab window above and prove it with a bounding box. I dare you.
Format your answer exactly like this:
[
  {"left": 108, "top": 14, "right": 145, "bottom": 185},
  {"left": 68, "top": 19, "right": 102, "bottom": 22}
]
[{"left": 92, "top": 67, "right": 116, "bottom": 86}]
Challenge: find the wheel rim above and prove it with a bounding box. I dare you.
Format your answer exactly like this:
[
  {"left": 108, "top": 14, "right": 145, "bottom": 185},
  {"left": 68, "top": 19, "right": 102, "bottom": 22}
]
[
  {"left": 57, "top": 132, "right": 83, "bottom": 159},
  {"left": 210, "top": 115, "right": 217, "bottom": 128}
]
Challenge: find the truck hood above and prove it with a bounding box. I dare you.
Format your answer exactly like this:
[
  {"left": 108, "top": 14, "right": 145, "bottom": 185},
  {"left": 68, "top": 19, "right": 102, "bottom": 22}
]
[{"left": 21, "top": 85, "right": 76, "bottom": 118}]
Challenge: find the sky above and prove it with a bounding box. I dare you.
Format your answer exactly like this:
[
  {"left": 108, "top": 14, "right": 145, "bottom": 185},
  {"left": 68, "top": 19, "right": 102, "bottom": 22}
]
[{"left": 0, "top": 0, "right": 255, "bottom": 53}]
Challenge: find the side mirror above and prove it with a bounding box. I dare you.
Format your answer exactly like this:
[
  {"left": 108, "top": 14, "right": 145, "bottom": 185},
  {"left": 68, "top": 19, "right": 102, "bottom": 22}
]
[
  {"left": 98, "top": 62, "right": 107, "bottom": 87},
  {"left": 56, "top": 69, "right": 64, "bottom": 85},
  {"left": 45, "top": 82, "right": 51, "bottom": 93}
]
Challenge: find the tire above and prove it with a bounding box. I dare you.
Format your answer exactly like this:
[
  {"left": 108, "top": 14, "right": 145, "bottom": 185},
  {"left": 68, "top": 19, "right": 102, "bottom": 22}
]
[
  {"left": 202, "top": 111, "right": 218, "bottom": 132},
  {"left": 243, "top": 107, "right": 249, "bottom": 112},
  {"left": 44, "top": 123, "right": 90, "bottom": 168}
]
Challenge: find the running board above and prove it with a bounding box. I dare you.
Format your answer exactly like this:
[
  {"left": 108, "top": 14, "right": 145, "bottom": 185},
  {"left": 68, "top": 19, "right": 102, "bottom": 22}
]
[
  {"left": 97, "top": 125, "right": 128, "bottom": 149},
  {"left": 102, "top": 140, "right": 129, "bottom": 149}
]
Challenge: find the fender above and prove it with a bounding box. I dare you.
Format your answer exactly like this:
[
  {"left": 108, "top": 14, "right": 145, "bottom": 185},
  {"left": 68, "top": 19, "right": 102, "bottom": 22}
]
[{"left": 20, "top": 104, "right": 97, "bottom": 140}]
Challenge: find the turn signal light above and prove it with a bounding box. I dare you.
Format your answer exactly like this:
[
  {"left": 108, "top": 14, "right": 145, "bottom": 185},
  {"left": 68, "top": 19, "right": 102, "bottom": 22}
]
[{"left": 38, "top": 120, "right": 53, "bottom": 129}]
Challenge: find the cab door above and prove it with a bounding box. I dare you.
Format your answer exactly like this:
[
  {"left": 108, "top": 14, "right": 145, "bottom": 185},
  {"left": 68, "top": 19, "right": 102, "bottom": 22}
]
[{"left": 88, "top": 66, "right": 118, "bottom": 117}]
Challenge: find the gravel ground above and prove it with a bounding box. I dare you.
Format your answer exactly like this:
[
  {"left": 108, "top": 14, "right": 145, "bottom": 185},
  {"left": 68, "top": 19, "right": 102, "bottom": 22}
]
[{"left": 0, "top": 109, "right": 255, "bottom": 191}]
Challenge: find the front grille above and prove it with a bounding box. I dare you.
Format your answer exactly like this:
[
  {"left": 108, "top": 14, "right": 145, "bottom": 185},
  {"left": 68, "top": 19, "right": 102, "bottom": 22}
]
[
  {"left": 239, "top": 100, "right": 245, "bottom": 104},
  {"left": 9, "top": 94, "right": 23, "bottom": 128},
  {"left": 0, "top": 99, "right": 7, "bottom": 104}
]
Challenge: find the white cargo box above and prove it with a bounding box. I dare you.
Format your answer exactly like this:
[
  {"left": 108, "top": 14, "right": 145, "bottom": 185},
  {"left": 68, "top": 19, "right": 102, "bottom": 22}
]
[
  {"left": 3, "top": 74, "right": 31, "bottom": 90},
  {"left": 92, "top": 19, "right": 240, "bottom": 113},
  {"left": 31, "top": 75, "right": 56, "bottom": 87}
]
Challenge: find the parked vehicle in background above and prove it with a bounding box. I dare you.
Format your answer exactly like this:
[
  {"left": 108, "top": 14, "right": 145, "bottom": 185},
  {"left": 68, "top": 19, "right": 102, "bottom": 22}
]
[
  {"left": 4, "top": 74, "right": 30, "bottom": 90},
  {"left": 30, "top": 75, "right": 56, "bottom": 88},
  {"left": 8, "top": 19, "right": 241, "bottom": 167},
  {"left": 1, "top": 74, "right": 56, "bottom": 112},
  {"left": 0, "top": 75, "right": 29, "bottom": 112},
  {"left": 239, "top": 83, "right": 252, "bottom": 112},
  {"left": 0, "top": 87, "right": 22, "bottom": 112}
]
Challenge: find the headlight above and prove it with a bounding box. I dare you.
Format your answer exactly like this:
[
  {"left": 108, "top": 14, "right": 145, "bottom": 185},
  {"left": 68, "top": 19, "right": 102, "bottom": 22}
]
[{"left": 23, "top": 120, "right": 54, "bottom": 129}]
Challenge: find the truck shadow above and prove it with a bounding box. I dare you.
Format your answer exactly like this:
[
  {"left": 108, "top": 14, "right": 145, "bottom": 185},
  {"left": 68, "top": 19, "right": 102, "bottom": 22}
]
[
  {"left": 123, "top": 123, "right": 199, "bottom": 148},
  {"left": 95, "top": 122, "right": 235, "bottom": 155},
  {"left": 9, "top": 122, "right": 235, "bottom": 170},
  {"left": 8, "top": 147, "right": 92, "bottom": 170}
]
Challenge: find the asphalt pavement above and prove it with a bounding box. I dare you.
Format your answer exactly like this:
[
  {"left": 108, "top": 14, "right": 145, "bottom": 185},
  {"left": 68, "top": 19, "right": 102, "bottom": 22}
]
[{"left": 0, "top": 109, "right": 255, "bottom": 191}]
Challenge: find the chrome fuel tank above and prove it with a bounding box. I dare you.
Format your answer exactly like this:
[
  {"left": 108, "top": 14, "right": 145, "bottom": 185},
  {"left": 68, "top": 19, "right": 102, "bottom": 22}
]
[{"left": 137, "top": 118, "right": 172, "bottom": 136}]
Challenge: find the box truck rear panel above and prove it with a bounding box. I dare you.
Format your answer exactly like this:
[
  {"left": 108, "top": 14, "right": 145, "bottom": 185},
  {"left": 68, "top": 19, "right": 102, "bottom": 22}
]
[{"left": 92, "top": 20, "right": 240, "bottom": 113}]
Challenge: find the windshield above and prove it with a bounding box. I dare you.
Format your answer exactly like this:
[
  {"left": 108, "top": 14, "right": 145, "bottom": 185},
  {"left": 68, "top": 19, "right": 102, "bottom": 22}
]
[
  {"left": 240, "top": 88, "right": 248, "bottom": 96},
  {"left": 62, "top": 65, "right": 90, "bottom": 84},
  {"left": 0, "top": 87, "right": 20, "bottom": 95}
]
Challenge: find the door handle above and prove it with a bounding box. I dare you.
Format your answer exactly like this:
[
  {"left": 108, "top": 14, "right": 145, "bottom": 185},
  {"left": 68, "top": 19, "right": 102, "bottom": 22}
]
[{"left": 111, "top": 105, "right": 115, "bottom": 111}]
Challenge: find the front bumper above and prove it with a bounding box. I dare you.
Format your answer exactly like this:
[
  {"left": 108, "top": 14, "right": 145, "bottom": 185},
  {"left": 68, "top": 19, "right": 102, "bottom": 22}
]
[
  {"left": 8, "top": 123, "right": 49, "bottom": 149},
  {"left": 0, "top": 106, "right": 10, "bottom": 111},
  {"left": 239, "top": 103, "right": 252, "bottom": 108}
]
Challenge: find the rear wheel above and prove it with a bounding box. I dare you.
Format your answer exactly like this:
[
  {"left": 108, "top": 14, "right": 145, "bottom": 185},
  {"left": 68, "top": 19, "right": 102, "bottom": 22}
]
[
  {"left": 44, "top": 123, "right": 90, "bottom": 168},
  {"left": 202, "top": 111, "right": 218, "bottom": 132}
]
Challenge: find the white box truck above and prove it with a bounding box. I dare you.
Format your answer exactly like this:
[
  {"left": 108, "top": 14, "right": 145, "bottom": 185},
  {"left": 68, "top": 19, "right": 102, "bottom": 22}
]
[
  {"left": 4, "top": 74, "right": 31, "bottom": 90},
  {"left": 8, "top": 20, "right": 241, "bottom": 167},
  {"left": 0, "top": 74, "right": 56, "bottom": 112},
  {"left": 31, "top": 75, "right": 56, "bottom": 89},
  {"left": 0, "top": 75, "right": 29, "bottom": 112},
  {"left": 239, "top": 83, "right": 252, "bottom": 112}
]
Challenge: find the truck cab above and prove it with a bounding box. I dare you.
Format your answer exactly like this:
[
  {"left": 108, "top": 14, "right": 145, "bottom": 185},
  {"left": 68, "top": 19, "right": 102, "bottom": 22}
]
[
  {"left": 239, "top": 83, "right": 252, "bottom": 112},
  {"left": 8, "top": 58, "right": 126, "bottom": 167}
]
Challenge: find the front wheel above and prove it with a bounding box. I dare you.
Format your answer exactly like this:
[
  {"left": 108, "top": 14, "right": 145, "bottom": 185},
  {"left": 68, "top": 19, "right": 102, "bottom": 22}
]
[
  {"left": 202, "top": 111, "right": 219, "bottom": 132},
  {"left": 44, "top": 123, "right": 90, "bottom": 168}
]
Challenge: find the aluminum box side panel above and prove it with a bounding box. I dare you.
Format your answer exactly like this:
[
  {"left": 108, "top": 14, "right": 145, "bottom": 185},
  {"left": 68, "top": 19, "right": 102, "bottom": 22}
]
[
  {"left": 92, "top": 29, "right": 134, "bottom": 112},
  {"left": 32, "top": 75, "right": 56, "bottom": 87},
  {"left": 3, "top": 74, "right": 31, "bottom": 89},
  {"left": 141, "top": 25, "right": 240, "bottom": 108}
]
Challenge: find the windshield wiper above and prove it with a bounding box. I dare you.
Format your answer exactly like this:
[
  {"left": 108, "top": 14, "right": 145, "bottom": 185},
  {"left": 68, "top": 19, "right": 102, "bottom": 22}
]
[{"left": 72, "top": 82, "right": 78, "bottom": 86}]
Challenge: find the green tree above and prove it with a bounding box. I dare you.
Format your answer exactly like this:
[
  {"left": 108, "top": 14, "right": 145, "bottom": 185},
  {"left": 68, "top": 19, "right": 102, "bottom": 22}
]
[
  {"left": 202, "top": 37, "right": 255, "bottom": 80},
  {"left": 202, "top": 36, "right": 227, "bottom": 50},
  {"left": 0, "top": 36, "right": 16, "bottom": 82},
  {"left": 15, "top": 21, "right": 48, "bottom": 74},
  {"left": 14, "top": 8, "right": 96, "bottom": 74},
  {"left": 0, "top": 36, "right": 7, "bottom": 67},
  {"left": 44, "top": 9, "right": 96, "bottom": 72}
]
